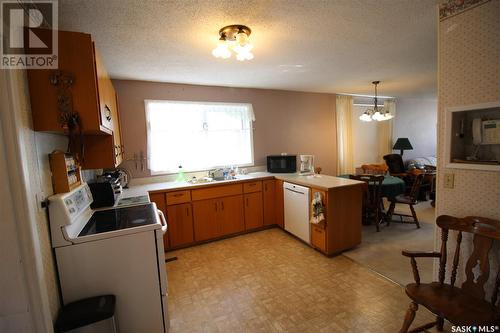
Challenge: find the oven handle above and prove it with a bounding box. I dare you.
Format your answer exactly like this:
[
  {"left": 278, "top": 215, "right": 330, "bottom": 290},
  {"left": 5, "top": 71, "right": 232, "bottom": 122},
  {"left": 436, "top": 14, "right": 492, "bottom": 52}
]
[{"left": 157, "top": 209, "right": 168, "bottom": 234}]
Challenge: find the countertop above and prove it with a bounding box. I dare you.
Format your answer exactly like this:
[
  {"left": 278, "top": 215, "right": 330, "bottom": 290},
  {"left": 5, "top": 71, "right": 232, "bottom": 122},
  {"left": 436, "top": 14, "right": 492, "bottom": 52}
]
[{"left": 121, "top": 172, "right": 363, "bottom": 200}]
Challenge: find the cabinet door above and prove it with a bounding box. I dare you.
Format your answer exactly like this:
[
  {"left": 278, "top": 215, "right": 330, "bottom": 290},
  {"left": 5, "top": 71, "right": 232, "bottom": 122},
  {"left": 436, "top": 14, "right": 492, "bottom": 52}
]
[
  {"left": 263, "top": 180, "right": 276, "bottom": 226},
  {"left": 167, "top": 203, "right": 194, "bottom": 247},
  {"left": 244, "top": 192, "right": 263, "bottom": 230},
  {"left": 219, "top": 195, "right": 245, "bottom": 236},
  {"left": 275, "top": 180, "right": 284, "bottom": 228},
  {"left": 192, "top": 199, "right": 220, "bottom": 241},
  {"left": 149, "top": 193, "right": 170, "bottom": 250},
  {"left": 111, "top": 89, "right": 123, "bottom": 166},
  {"left": 93, "top": 45, "right": 113, "bottom": 131}
]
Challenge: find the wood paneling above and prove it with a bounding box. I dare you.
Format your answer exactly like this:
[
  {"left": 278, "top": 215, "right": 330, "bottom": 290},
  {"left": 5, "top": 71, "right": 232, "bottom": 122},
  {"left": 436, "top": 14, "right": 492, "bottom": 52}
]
[
  {"left": 263, "top": 180, "right": 276, "bottom": 226},
  {"left": 243, "top": 181, "right": 262, "bottom": 193},
  {"left": 325, "top": 185, "right": 363, "bottom": 254},
  {"left": 166, "top": 190, "right": 191, "bottom": 205},
  {"left": 149, "top": 192, "right": 170, "bottom": 250},
  {"left": 167, "top": 203, "right": 194, "bottom": 247},
  {"left": 244, "top": 192, "right": 264, "bottom": 230},
  {"left": 191, "top": 184, "right": 242, "bottom": 201}
]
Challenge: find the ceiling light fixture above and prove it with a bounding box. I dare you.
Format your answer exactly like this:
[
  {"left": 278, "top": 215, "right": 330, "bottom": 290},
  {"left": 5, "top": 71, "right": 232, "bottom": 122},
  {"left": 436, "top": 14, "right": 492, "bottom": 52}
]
[
  {"left": 212, "top": 25, "right": 254, "bottom": 61},
  {"left": 359, "top": 81, "right": 394, "bottom": 122}
]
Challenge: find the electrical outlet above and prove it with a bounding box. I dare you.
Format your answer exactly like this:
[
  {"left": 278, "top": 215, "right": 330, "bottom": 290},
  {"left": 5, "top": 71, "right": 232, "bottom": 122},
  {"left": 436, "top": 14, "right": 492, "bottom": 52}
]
[
  {"left": 444, "top": 173, "right": 454, "bottom": 189},
  {"left": 35, "top": 191, "right": 46, "bottom": 212}
]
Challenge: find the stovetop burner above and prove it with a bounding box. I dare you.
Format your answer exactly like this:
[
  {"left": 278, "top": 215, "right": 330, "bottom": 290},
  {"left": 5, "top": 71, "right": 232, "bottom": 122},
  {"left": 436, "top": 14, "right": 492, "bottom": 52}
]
[{"left": 79, "top": 203, "right": 157, "bottom": 237}]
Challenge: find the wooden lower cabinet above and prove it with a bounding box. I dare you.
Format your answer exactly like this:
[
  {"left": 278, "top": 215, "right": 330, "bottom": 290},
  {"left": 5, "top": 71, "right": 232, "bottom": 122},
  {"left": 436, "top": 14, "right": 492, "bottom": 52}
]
[
  {"left": 192, "top": 195, "right": 245, "bottom": 241},
  {"left": 149, "top": 192, "right": 170, "bottom": 250},
  {"left": 263, "top": 180, "right": 276, "bottom": 226},
  {"left": 220, "top": 195, "right": 245, "bottom": 235},
  {"left": 192, "top": 198, "right": 220, "bottom": 241},
  {"left": 274, "top": 179, "right": 284, "bottom": 228},
  {"left": 311, "top": 224, "right": 327, "bottom": 252},
  {"left": 167, "top": 203, "right": 194, "bottom": 247},
  {"left": 244, "top": 192, "right": 263, "bottom": 230}
]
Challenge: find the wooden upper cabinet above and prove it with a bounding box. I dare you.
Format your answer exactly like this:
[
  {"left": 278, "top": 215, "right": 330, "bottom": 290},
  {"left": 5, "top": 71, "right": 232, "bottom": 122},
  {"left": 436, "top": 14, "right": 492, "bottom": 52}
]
[
  {"left": 244, "top": 191, "right": 263, "bottom": 230},
  {"left": 263, "top": 180, "right": 276, "bottom": 226},
  {"left": 27, "top": 29, "right": 113, "bottom": 134},
  {"left": 93, "top": 47, "right": 113, "bottom": 131}
]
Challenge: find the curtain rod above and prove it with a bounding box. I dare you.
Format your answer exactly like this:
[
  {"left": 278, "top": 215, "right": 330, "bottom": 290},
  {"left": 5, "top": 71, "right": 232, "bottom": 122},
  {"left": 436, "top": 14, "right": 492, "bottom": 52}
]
[{"left": 337, "top": 92, "right": 395, "bottom": 99}]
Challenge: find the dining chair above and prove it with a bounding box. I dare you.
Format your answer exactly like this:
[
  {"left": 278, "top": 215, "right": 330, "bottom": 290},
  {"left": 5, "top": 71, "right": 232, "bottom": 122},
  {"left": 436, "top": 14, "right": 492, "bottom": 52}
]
[
  {"left": 361, "top": 163, "right": 388, "bottom": 175},
  {"left": 349, "top": 174, "right": 385, "bottom": 231},
  {"left": 399, "top": 215, "right": 500, "bottom": 332},
  {"left": 386, "top": 172, "right": 424, "bottom": 228}
]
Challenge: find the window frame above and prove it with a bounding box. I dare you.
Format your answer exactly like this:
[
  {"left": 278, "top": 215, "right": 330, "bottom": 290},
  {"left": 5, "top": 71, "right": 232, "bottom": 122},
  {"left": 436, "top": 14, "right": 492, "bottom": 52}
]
[{"left": 144, "top": 99, "right": 255, "bottom": 175}]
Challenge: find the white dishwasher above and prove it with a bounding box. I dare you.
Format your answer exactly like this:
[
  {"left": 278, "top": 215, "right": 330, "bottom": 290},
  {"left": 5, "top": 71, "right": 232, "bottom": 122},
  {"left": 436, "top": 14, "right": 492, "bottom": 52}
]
[{"left": 283, "top": 182, "right": 310, "bottom": 243}]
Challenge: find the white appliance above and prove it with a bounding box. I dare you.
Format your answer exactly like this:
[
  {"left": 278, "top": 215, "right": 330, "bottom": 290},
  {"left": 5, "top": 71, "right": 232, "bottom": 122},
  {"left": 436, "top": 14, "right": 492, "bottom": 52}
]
[
  {"left": 299, "top": 154, "right": 315, "bottom": 175},
  {"left": 283, "top": 182, "right": 310, "bottom": 243},
  {"left": 48, "top": 184, "right": 169, "bottom": 333},
  {"left": 473, "top": 118, "right": 500, "bottom": 145}
]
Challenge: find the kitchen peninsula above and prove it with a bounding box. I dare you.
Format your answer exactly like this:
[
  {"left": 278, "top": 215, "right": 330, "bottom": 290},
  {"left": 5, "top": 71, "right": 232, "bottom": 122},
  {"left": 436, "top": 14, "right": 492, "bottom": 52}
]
[{"left": 123, "top": 172, "right": 364, "bottom": 256}]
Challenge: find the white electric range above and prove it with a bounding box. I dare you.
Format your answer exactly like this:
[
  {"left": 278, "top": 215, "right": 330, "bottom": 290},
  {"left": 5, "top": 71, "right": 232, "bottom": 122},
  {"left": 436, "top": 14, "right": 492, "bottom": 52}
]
[{"left": 48, "top": 184, "right": 169, "bottom": 333}]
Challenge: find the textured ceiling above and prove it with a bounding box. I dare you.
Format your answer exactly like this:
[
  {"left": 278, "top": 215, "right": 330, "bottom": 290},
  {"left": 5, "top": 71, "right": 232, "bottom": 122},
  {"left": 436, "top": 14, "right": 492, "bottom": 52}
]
[{"left": 59, "top": 0, "right": 438, "bottom": 98}]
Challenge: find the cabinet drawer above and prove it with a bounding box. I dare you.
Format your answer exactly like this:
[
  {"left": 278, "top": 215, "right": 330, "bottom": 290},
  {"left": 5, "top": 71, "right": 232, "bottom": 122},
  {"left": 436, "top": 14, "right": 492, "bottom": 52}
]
[
  {"left": 243, "top": 181, "right": 262, "bottom": 193},
  {"left": 191, "top": 184, "right": 242, "bottom": 201},
  {"left": 166, "top": 190, "right": 191, "bottom": 205}
]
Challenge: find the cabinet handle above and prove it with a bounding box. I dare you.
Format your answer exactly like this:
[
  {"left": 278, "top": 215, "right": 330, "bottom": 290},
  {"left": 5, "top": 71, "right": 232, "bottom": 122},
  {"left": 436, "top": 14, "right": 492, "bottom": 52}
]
[
  {"left": 186, "top": 207, "right": 190, "bottom": 216},
  {"left": 173, "top": 193, "right": 183, "bottom": 197},
  {"left": 221, "top": 201, "right": 224, "bottom": 210},
  {"left": 246, "top": 197, "right": 249, "bottom": 207},
  {"left": 105, "top": 105, "right": 112, "bottom": 121},
  {"left": 114, "top": 145, "right": 119, "bottom": 157},
  {"left": 214, "top": 202, "right": 218, "bottom": 212}
]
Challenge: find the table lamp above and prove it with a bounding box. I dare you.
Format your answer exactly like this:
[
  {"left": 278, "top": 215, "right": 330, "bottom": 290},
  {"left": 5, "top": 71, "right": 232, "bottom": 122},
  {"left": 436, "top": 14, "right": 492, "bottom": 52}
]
[{"left": 393, "top": 138, "right": 413, "bottom": 156}]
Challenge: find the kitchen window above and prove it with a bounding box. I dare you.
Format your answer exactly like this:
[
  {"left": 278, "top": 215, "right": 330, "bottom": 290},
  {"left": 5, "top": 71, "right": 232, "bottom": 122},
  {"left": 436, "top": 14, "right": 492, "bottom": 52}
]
[{"left": 145, "top": 100, "right": 255, "bottom": 174}]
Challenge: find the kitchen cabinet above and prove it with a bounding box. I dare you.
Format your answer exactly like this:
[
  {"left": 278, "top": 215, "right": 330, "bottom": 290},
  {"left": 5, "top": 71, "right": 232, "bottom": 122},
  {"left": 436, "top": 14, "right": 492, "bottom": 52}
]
[
  {"left": 192, "top": 195, "right": 244, "bottom": 241},
  {"left": 220, "top": 195, "right": 245, "bottom": 235},
  {"left": 167, "top": 203, "right": 194, "bottom": 247},
  {"left": 263, "top": 180, "right": 276, "bottom": 226},
  {"left": 192, "top": 198, "right": 220, "bottom": 241},
  {"left": 149, "top": 193, "right": 170, "bottom": 250},
  {"left": 27, "top": 29, "right": 113, "bottom": 134},
  {"left": 27, "top": 29, "right": 124, "bottom": 169},
  {"left": 274, "top": 179, "right": 284, "bottom": 228},
  {"left": 310, "top": 189, "right": 327, "bottom": 252},
  {"left": 244, "top": 192, "right": 263, "bottom": 230}
]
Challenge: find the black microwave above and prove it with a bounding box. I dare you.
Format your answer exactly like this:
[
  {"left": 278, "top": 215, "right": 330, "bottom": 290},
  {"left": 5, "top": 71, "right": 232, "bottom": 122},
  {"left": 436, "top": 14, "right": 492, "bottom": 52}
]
[{"left": 267, "top": 155, "right": 297, "bottom": 173}]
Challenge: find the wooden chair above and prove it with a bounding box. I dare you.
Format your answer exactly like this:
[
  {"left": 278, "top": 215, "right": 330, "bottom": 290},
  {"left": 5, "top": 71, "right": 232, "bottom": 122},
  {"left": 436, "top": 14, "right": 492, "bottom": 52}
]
[
  {"left": 386, "top": 172, "right": 424, "bottom": 228},
  {"left": 399, "top": 215, "right": 500, "bottom": 332},
  {"left": 349, "top": 175, "right": 385, "bottom": 231},
  {"left": 361, "top": 163, "right": 388, "bottom": 175}
]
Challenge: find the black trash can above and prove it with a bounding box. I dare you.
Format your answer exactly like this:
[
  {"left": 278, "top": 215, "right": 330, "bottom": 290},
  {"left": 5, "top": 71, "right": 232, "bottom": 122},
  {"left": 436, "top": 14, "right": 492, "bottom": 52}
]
[{"left": 54, "top": 295, "right": 117, "bottom": 333}]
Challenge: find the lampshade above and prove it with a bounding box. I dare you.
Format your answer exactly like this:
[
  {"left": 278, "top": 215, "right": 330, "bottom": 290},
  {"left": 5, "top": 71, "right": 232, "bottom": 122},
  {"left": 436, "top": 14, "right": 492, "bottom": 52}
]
[{"left": 393, "top": 138, "right": 413, "bottom": 155}]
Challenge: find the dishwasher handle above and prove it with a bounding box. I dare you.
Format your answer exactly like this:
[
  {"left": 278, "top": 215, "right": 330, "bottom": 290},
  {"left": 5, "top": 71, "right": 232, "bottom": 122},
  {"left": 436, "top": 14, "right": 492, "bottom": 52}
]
[{"left": 285, "top": 187, "right": 306, "bottom": 195}]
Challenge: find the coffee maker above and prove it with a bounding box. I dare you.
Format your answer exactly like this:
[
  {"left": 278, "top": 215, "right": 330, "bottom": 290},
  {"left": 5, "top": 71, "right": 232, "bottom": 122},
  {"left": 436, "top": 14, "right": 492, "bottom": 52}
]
[{"left": 299, "top": 155, "right": 314, "bottom": 175}]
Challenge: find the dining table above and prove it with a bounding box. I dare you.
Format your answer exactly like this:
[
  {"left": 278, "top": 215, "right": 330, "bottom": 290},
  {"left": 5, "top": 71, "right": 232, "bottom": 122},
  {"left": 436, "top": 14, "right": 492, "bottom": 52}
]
[{"left": 338, "top": 174, "right": 406, "bottom": 199}]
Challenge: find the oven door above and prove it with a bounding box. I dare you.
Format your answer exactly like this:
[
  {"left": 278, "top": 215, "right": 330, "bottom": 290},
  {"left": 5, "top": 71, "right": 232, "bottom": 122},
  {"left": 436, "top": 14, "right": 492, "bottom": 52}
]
[{"left": 155, "top": 211, "right": 169, "bottom": 332}]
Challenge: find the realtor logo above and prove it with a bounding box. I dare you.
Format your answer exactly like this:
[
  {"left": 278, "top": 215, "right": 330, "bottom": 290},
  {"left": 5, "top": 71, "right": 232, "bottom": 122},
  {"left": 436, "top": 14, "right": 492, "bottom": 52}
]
[{"left": 1, "top": 0, "right": 58, "bottom": 68}]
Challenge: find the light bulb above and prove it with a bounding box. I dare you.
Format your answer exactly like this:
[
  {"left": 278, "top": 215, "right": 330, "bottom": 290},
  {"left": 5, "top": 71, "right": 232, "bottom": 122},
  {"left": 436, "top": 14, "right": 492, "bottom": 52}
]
[
  {"left": 236, "top": 32, "right": 248, "bottom": 45},
  {"left": 212, "top": 40, "right": 231, "bottom": 59},
  {"left": 359, "top": 113, "right": 372, "bottom": 122}
]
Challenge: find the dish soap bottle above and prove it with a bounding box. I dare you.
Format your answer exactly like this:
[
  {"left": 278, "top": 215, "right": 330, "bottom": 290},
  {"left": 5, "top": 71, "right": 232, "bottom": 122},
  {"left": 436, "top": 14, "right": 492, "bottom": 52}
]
[{"left": 175, "top": 165, "right": 186, "bottom": 182}]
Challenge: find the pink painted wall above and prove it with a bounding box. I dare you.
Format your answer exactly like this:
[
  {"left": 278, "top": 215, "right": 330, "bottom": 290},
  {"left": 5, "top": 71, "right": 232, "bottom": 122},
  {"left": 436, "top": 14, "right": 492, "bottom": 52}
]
[{"left": 113, "top": 80, "right": 337, "bottom": 178}]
